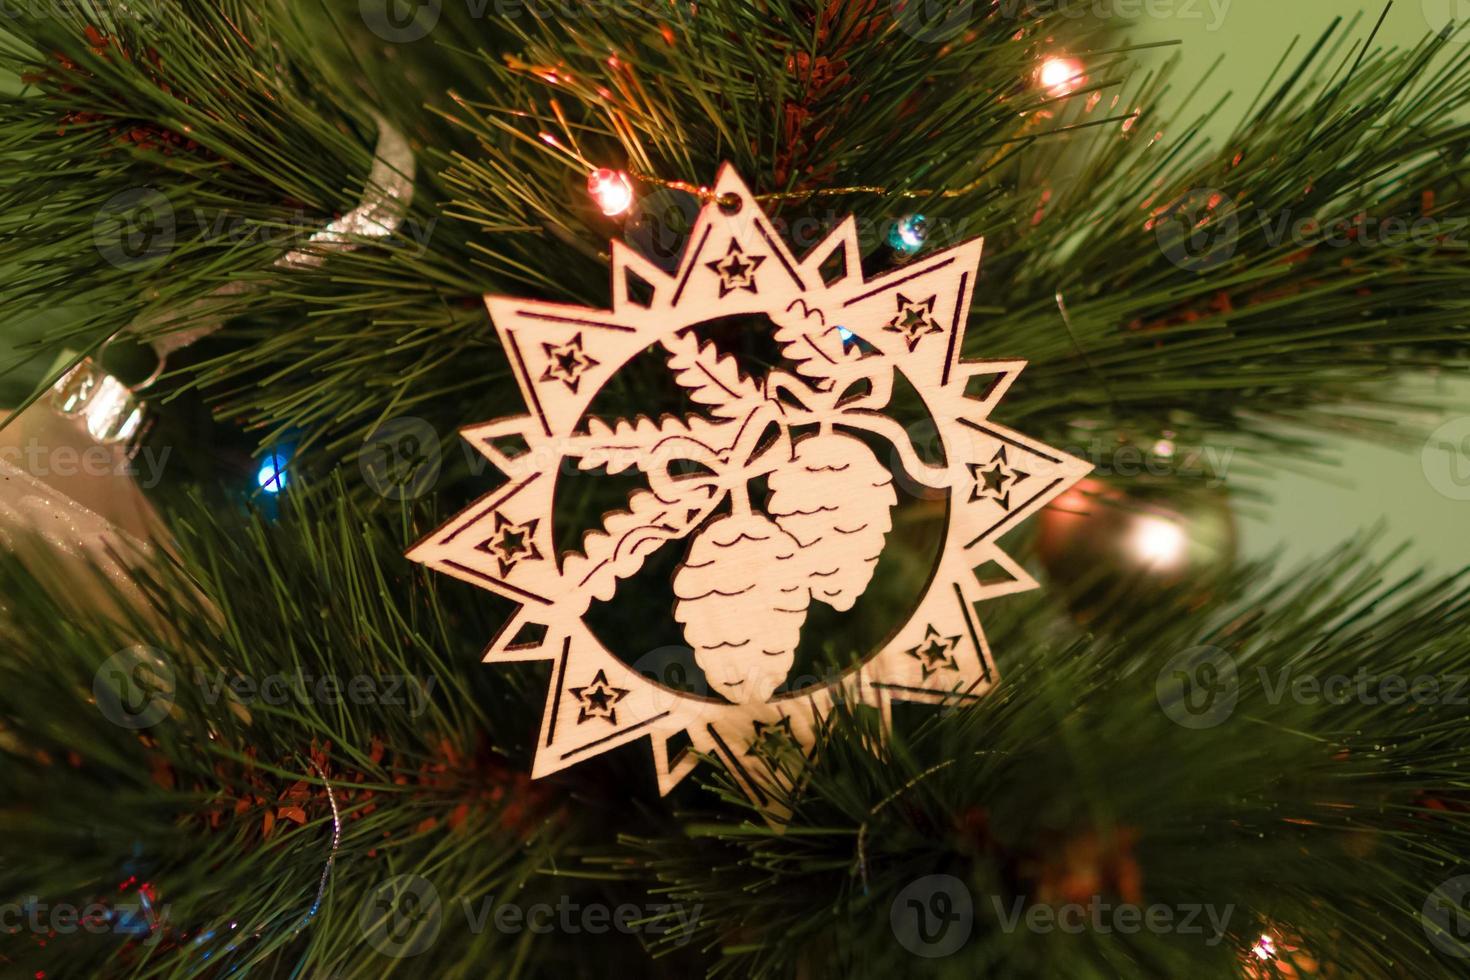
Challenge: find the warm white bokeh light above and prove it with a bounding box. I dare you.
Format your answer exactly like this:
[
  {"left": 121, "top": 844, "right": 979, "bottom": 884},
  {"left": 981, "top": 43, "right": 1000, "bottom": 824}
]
[
  {"left": 1039, "top": 57, "right": 1086, "bottom": 97},
  {"left": 1131, "top": 514, "right": 1189, "bottom": 570},
  {"left": 587, "top": 168, "right": 634, "bottom": 217}
]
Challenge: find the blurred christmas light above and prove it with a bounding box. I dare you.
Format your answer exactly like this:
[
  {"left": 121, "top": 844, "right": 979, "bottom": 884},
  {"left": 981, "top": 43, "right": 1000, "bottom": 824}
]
[
  {"left": 1242, "top": 929, "right": 1319, "bottom": 977},
  {"left": 257, "top": 450, "right": 290, "bottom": 494},
  {"left": 1039, "top": 56, "right": 1085, "bottom": 97},
  {"left": 588, "top": 168, "right": 634, "bottom": 217},
  {"left": 837, "top": 326, "right": 854, "bottom": 342},
  {"left": 1131, "top": 513, "right": 1188, "bottom": 570},
  {"left": 887, "top": 213, "right": 928, "bottom": 255}
]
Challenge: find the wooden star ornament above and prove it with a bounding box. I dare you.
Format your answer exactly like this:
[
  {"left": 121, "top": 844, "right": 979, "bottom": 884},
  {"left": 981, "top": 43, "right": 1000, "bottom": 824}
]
[{"left": 407, "top": 166, "right": 1091, "bottom": 821}]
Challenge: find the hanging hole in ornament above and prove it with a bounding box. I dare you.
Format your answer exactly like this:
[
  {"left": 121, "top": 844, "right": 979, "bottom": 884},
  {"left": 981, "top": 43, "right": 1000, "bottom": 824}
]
[{"left": 716, "top": 192, "right": 742, "bottom": 215}]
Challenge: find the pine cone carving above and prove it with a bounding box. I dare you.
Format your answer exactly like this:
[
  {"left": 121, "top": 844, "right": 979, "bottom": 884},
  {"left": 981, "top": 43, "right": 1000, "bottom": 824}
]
[
  {"left": 767, "top": 432, "right": 896, "bottom": 611},
  {"left": 673, "top": 513, "right": 810, "bottom": 704}
]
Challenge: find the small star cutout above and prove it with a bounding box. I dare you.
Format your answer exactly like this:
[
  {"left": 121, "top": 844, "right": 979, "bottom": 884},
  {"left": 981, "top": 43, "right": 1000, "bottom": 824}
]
[
  {"left": 882, "top": 293, "right": 943, "bottom": 351},
  {"left": 746, "top": 716, "right": 799, "bottom": 761},
  {"left": 967, "top": 447, "right": 1030, "bottom": 510},
  {"left": 541, "top": 333, "right": 599, "bottom": 393},
  {"left": 705, "top": 239, "right": 765, "bottom": 297},
  {"left": 906, "top": 625, "right": 961, "bottom": 679},
  {"left": 569, "top": 669, "right": 629, "bottom": 724},
  {"left": 478, "top": 512, "right": 543, "bottom": 577}
]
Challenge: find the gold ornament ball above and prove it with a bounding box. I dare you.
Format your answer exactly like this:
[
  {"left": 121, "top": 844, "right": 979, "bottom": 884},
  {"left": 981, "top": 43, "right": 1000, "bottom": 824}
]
[{"left": 1035, "top": 477, "right": 1237, "bottom": 611}]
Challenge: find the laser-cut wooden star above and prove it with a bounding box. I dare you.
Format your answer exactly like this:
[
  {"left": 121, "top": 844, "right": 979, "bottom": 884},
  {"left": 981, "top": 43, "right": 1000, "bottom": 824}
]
[
  {"left": 906, "top": 625, "right": 961, "bottom": 679},
  {"left": 968, "top": 447, "right": 1030, "bottom": 510},
  {"left": 477, "top": 513, "right": 542, "bottom": 577},
  {"left": 541, "top": 334, "right": 599, "bottom": 392},
  {"left": 406, "top": 165, "right": 1092, "bottom": 824},
  {"left": 883, "top": 293, "right": 943, "bottom": 351},
  {"left": 570, "top": 669, "right": 629, "bottom": 724},
  {"left": 746, "top": 715, "right": 799, "bottom": 761},
  {"left": 705, "top": 239, "right": 765, "bottom": 296}
]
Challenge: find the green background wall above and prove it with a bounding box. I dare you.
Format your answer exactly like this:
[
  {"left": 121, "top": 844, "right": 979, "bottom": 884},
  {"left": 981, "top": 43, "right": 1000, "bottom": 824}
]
[{"left": 1127, "top": 1, "right": 1469, "bottom": 574}]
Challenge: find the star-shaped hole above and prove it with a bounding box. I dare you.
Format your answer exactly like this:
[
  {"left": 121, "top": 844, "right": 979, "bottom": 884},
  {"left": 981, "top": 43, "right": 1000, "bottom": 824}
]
[
  {"left": 477, "top": 513, "right": 543, "bottom": 577},
  {"left": 966, "top": 447, "right": 1030, "bottom": 510},
  {"left": 905, "top": 624, "right": 961, "bottom": 679},
  {"left": 570, "top": 669, "right": 630, "bottom": 725},
  {"left": 882, "top": 292, "right": 943, "bottom": 351},
  {"left": 745, "top": 716, "right": 799, "bottom": 762},
  {"left": 541, "top": 333, "right": 599, "bottom": 393},
  {"left": 705, "top": 239, "right": 766, "bottom": 297}
]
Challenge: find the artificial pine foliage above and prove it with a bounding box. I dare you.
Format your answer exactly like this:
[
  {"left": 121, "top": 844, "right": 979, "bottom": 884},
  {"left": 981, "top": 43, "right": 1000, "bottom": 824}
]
[{"left": 2, "top": 2, "right": 1469, "bottom": 977}]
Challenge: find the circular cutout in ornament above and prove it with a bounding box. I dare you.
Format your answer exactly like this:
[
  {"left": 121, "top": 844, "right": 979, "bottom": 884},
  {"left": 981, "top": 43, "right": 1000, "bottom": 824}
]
[{"left": 562, "top": 311, "right": 948, "bottom": 702}]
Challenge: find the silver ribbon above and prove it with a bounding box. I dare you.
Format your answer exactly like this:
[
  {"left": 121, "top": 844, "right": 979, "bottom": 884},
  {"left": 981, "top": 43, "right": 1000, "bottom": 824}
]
[{"left": 133, "top": 111, "right": 417, "bottom": 363}]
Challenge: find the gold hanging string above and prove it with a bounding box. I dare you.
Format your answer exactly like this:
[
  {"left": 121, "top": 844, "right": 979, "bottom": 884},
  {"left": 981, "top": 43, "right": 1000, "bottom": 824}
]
[{"left": 622, "top": 108, "right": 1135, "bottom": 206}]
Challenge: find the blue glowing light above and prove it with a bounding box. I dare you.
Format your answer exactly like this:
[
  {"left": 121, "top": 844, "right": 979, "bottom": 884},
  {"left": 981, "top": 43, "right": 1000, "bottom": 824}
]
[
  {"left": 837, "top": 326, "right": 854, "bottom": 342},
  {"left": 888, "top": 213, "right": 928, "bottom": 254},
  {"left": 257, "top": 452, "right": 290, "bottom": 494}
]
